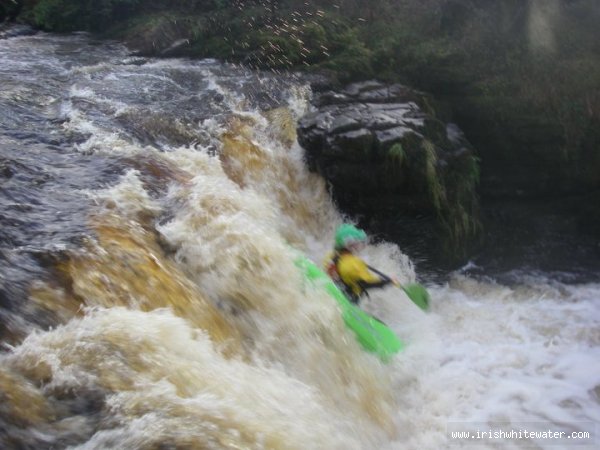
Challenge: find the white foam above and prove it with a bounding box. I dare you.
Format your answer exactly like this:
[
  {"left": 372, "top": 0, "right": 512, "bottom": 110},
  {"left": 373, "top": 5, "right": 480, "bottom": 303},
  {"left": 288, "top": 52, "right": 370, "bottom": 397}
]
[
  {"left": 5, "top": 308, "right": 365, "bottom": 449},
  {"left": 86, "top": 169, "right": 161, "bottom": 217}
]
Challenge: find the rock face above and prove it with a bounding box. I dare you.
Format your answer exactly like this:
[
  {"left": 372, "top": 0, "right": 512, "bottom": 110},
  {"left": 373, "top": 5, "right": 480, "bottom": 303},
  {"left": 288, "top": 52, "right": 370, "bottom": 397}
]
[
  {"left": 124, "top": 16, "right": 195, "bottom": 57},
  {"left": 0, "top": 24, "right": 37, "bottom": 39},
  {"left": 298, "top": 81, "right": 481, "bottom": 268}
]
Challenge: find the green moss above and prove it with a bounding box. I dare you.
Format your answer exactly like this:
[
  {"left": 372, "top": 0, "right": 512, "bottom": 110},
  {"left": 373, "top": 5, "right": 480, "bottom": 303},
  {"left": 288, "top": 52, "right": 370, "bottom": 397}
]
[
  {"left": 418, "top": 138, "right": 481, "bottom": 254},
  {"left": 422, "top": 139, "right": 445, "bottom": 213},
  {"left": 441, "top": 152, "right": 482, "bottom": 254},
  {"left": 387, "top": 143, "right": 405, "bottom": 167},
  {"left": 384, "top": 143, "right": 406, "bottom": 186}
]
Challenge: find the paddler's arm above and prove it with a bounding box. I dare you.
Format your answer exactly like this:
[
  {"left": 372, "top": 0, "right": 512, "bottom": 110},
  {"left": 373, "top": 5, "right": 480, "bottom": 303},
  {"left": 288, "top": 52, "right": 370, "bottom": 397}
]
[
  {"left": 344, "top": 256, "right": 393, "bottom": 292},
  {"left": 356, "top": 275, "right": 393, "bottom": 291}
]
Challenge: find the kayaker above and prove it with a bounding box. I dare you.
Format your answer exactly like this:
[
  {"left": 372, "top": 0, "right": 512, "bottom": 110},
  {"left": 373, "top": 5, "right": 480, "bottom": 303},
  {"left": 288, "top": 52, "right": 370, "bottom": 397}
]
[{"left": 325, "top": 223, "right": 398, "bottom": 304}]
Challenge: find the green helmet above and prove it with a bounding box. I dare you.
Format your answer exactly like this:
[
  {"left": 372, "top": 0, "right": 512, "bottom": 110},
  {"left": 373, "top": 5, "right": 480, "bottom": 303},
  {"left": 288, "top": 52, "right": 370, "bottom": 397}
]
[{"left": 335, "top": 224, "right": 367, "bottom": 250}]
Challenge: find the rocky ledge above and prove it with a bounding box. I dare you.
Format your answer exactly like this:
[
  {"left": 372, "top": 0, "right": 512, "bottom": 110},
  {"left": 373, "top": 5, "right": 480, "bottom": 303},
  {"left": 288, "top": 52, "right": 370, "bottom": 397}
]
[{"left": 298, "top": 80, "right": 481, "bottom": 268}]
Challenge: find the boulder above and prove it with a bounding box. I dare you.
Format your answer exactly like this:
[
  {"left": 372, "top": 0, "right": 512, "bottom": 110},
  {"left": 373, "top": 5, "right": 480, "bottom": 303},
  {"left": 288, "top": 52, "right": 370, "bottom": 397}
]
[
  {"left": 0, "top": 24, "right": 37, "bottom": 40},
  {"left": 298, "top": 81, "right": 481, "bottom": 268}
]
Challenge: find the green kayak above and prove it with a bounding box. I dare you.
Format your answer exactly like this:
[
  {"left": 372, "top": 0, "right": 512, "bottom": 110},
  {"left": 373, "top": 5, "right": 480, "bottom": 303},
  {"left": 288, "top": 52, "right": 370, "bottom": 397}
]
[{"left": 295, "top": 256, "right": 404, "bottom": 361}]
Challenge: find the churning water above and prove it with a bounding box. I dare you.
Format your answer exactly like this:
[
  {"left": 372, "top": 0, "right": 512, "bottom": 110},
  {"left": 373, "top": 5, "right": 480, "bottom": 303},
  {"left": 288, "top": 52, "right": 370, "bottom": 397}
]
[{"left": 0, "top": 31, "right": 598, "bottom": 449}]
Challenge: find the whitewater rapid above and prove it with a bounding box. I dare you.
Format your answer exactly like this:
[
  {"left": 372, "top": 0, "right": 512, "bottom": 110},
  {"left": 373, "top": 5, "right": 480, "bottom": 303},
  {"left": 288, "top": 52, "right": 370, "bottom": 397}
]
[{"left": 0, "top": 31, "right": 598, "bottom": 449}]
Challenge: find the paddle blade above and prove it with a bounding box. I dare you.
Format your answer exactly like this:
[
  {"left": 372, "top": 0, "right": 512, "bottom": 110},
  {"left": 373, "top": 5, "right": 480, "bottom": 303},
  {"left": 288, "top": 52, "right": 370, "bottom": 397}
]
[{"left": 402, "top": 283, "right": 430, "bottom": 311}]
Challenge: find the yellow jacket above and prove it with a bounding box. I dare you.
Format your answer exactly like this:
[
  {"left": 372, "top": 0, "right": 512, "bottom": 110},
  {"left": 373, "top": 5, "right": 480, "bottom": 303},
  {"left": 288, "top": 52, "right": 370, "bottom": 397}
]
[{"left": 336, "top": 252, "right": 384, "bottom": 297}]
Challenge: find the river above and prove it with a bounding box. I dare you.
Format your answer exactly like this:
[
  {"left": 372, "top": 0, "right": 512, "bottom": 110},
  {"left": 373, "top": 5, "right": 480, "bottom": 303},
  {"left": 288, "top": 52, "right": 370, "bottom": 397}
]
[{"left": 0, "top": 30, "right": 598, "bottom": 449}]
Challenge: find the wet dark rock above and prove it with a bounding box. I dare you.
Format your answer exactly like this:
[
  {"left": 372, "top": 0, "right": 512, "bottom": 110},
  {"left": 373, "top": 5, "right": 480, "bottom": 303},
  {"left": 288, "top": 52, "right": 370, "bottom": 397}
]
[
  {"left": 160, "top": 38, "right": 191, "bottom": 56},
  {"left": 298, "top": 80, "right": 481, "bottom": 268},
  {"left": 0, "top": 160, "right": 15, "bottom": 179},
  {"left": 0, "top": 24, "right": 37, "bottom": 40},
  {"left": 125, "top": 16, "right": 196, "bottom": 57}
]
